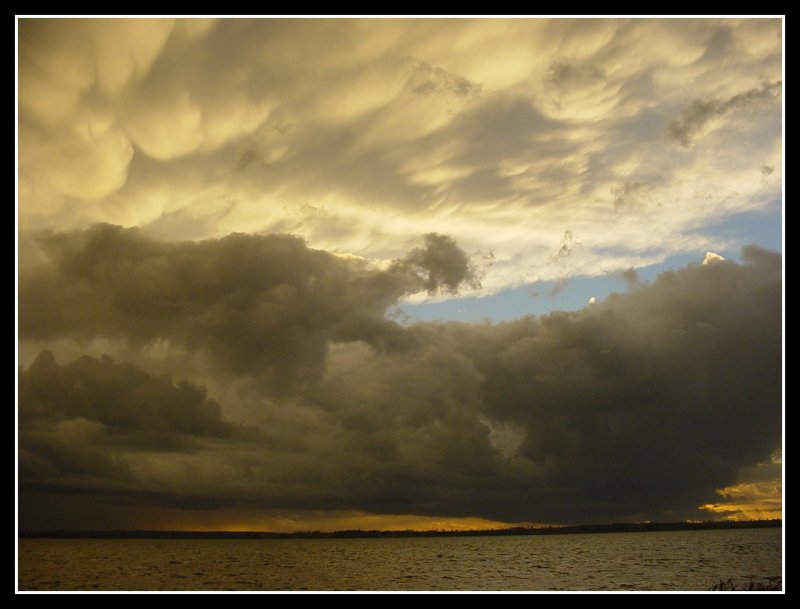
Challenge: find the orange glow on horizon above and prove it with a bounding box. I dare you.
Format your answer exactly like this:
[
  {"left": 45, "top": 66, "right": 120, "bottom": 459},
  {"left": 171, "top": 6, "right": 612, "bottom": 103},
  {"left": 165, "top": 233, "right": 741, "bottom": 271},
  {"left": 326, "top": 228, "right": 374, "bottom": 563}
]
[{"left": 149, "top": 509, "right": 543, "bottom": 533}]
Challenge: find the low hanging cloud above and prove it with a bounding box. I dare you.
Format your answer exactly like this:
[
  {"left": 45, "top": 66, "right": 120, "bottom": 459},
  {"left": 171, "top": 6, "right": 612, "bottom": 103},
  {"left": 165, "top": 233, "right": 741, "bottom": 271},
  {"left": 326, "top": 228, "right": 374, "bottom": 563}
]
[
  {"left": 20, "top": 351, "right": 233, "bottom": 482},
  {"left": 18, "top": 227, "right": 782, "bottom": 529},
  {"left": 20, "top": 224, "right": 478, "bottom": 396},
  {"left": 20, "top": 350, "right": 230, "bottom": 438},
  {"left": 19, "top": 351, "right": 238, "bottom": 522}
]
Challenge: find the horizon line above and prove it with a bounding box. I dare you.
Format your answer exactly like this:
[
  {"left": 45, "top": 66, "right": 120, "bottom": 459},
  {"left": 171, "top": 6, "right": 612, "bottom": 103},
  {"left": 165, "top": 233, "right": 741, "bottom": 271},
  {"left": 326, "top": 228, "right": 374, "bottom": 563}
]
[{"left": 19, "top": 519, "right": 782, "bottom": 539}]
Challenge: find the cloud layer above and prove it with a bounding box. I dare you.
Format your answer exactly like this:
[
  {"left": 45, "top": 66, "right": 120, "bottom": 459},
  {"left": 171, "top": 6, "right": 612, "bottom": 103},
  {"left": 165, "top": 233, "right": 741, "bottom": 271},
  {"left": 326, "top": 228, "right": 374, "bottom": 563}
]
[
  {"left": 18, "top": 18, "right": 782, "bottom": 293},
  {"left": 19, "top": 227, "right": 782, "bottom": 529},
  {"left": 18, "top": 18, "right": 782, "bottom": 530},
  {"left": 21, "top": 224, "right": 477, "bottom": 396}
]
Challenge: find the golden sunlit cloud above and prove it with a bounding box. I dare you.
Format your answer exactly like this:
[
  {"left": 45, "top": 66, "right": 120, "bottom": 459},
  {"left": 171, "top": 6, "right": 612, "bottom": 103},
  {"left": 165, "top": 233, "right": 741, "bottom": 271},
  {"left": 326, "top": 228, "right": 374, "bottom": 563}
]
[
  {"left": 700, "top": 479, "right": 782, "bottom": 521},
  {"left": 18, "top": 18, "right": 782, "bottom": 295},
  {"left": 702, "top": 251, "right": 726, "bottom": 265}
]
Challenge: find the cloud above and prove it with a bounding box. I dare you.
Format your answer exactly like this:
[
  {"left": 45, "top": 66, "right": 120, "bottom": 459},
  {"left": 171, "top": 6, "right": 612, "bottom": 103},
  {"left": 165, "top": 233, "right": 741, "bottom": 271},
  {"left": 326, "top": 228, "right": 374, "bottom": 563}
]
[
  {"left": 18, "top": 19, "right": 175, "bottom": 123},
  {"left": 546, "top": 278, "right": 569, "bottom": 297},
  {"left": 543, "top": 58, "right": 618, "bottom": 120},
  {"left": 16, "top": 18, "right": 783, "bottom": 530},
  {"left": 18, "top": 231, "right": 782, "bottom": 528},
  {"left": 25, "top": 120, "right": 134, "bottom": 202},
  {"left": 545, "top": 58, "right": 605, "bottom": 96},
  {"left": 611, "top": 182, "right": 653, "bottom": 212},
  {"left": 699, "top": 452, "right": 782, "bottom": 520},
  {"left": 17, "top": 19, "right": 782, "bottom": 293},
  {"left": 667, "top": 81, "right": 782, "bottom": 147},
  {"left": 700, "top": 480, "right": 782, "bottom": 521},
  {"left": 18, "top": 350, "right": 235, "bottom": 509},
  {"left": 402, "top": 58, "right": 483, "bottom": 100},
  {"left": 702, "top": 251, "right": 726, "bottom": 265},
  {"left": 621, "top": 267, "right": 640, "bottom": 289},
  {"left": 396, "top": 233, "right": 481, "bottom": 294},
  {"left": 20, "top": 224, "right": 477, "bottom": 396},
  {"left": 551, "top": 230, "right": 582, "bottom": 262},
  {"left": 21, "top": 350, "right": 231, "bottom": 444}
]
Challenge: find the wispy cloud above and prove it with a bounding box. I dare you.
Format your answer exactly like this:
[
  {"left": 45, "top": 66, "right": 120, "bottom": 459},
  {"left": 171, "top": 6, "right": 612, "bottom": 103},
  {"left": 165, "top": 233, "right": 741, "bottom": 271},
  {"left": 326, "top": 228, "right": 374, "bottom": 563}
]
[{"left": 667, "top": 81, "right": 782, "bottom": 147}]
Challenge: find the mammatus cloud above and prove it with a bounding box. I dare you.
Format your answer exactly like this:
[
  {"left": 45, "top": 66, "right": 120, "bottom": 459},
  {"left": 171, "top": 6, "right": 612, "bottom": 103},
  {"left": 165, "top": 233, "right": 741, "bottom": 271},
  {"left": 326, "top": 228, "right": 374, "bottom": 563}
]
[
  {"left": 18, "top": 228, "right": 782, "bottom": 529},
  {"left": 18, "top": 18, "right": 783, "bottom": 293},
  {"left": 402, "top": 57, "right": 483, "bottom": 101}
]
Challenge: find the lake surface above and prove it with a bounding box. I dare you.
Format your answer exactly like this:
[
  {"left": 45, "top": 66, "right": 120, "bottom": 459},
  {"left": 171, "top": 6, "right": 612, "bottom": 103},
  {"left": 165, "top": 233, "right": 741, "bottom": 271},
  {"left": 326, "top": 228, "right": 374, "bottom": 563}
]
[{"left": 18, "top": 527, "right": 781, "bottom": 591}]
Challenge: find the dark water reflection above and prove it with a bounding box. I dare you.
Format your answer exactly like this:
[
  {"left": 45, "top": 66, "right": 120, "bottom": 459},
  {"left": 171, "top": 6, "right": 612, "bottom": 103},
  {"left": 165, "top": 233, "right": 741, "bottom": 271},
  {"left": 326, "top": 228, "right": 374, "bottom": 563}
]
[{"left": 18, "top": 528, "right": 781, "bottom": 591}]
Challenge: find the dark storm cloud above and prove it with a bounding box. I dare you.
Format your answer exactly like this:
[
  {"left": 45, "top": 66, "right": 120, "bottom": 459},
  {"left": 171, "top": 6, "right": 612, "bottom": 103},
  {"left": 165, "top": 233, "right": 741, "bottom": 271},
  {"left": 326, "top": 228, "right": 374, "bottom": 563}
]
[
  {"left": 307, "top": 246, "right": 780, "bottom": 522},
  {"left": 18, "top": 350, "right": 234, "bottom": 498},
  {"left": 337, "top": 250, "right": 777, "bottom": 523},
  {"left": 471, "top": 248, "right": 778, "bottom": 519},
  {"left": 667, "top": 81, "right": 782, "bottom": 147},
  {"left": 20, "top": 224, "right": 477, "bottom": 395},
  {"left": 18, "top": 228, "right": 781, "bottom": 527},
  {"left": 621, "top": 267, "right": 640, "bottom": 289},
  {"left": 398, "top": 233, "right": 482, "bottom": 294},
  {"left": 20, "top": 350, "right": 229, "bottom": 440}
]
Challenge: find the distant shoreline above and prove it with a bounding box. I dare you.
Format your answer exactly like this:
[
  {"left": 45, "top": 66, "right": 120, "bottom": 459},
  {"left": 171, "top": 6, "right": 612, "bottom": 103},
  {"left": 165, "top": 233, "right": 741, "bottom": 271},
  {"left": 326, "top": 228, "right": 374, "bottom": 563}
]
[{"left": 19, "top": 519, "right": 781, "bottom": 540}]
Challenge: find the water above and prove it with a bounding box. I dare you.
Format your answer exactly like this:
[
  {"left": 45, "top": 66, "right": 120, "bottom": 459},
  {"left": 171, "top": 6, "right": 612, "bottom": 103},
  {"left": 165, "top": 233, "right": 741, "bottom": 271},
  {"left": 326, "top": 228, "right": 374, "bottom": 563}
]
[{"left": 18, "top": 528, "right": 781, "bottom": 591}]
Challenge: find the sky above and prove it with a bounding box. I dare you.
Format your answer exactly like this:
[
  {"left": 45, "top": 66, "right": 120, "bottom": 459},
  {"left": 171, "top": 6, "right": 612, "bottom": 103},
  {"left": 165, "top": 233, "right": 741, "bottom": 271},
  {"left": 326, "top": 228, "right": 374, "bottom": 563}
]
[{"left": 16, "top": 17, "right": 783, "bottom": 532}]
